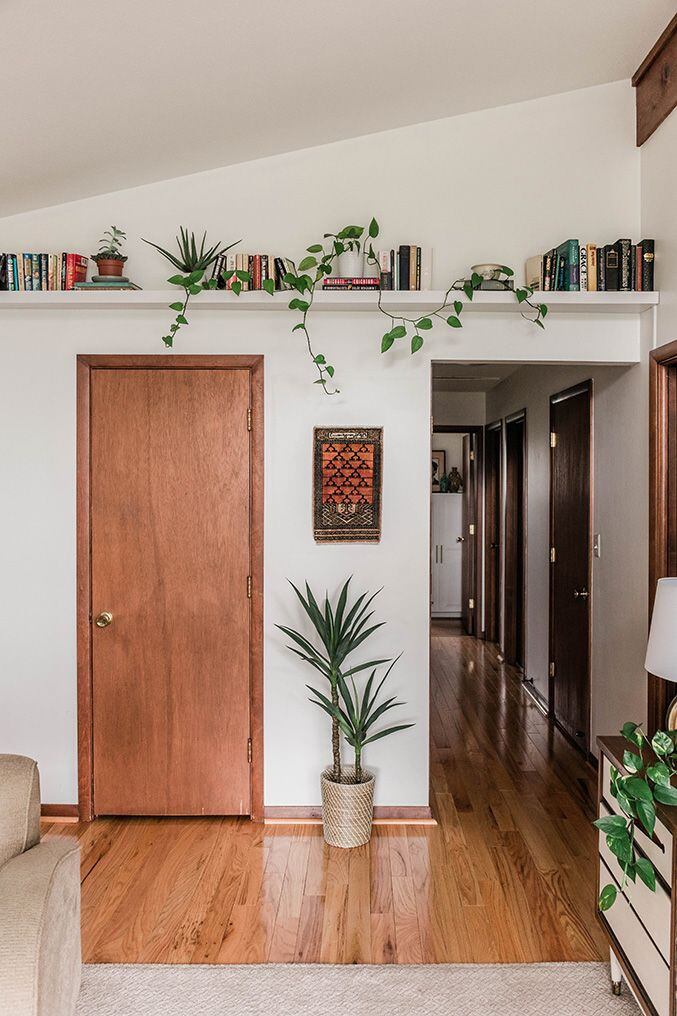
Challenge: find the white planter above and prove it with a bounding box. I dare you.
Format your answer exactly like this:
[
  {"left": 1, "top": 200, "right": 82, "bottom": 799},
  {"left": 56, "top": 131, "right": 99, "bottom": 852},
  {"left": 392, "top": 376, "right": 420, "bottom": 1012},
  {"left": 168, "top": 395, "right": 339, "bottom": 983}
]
[{"left": 337, "top": 251, "right": 365, "bottom": 278}]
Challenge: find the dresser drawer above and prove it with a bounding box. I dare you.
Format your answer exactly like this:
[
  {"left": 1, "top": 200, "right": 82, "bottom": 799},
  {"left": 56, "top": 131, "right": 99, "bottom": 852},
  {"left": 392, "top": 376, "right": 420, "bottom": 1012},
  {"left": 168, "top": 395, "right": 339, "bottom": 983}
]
[
  {"left": 601, "top": 754, "right": 673, "bottom": 885},
  {"left": 600, "top": 856, "right": 671, "bottom": 1016},
  {"left": 598, "top": 802, "right": 671, "bottom": 962}
]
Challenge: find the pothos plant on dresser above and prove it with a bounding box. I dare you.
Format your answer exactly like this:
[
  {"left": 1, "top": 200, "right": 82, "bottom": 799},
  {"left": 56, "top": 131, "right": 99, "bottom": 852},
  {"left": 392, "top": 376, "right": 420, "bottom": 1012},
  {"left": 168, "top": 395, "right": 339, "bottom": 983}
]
[
  {"left": 278, "top": 578, "right": 413, "bottom": 847},
  {"left": 596, "top": 722, "right": 677, "bottom": 911}
]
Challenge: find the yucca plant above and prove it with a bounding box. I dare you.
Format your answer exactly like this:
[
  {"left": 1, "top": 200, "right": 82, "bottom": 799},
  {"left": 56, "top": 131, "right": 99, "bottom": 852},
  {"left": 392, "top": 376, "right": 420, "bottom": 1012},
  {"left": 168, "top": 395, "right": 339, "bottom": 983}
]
[
  {"left": 308, "top": 658, "right": 413, "bottom": 783},
  {"left": 278, "top": 578, "right": 390, "bottom": 782},
  {"left": 142, "top": 227, "right": 239, "bottom": 346}
]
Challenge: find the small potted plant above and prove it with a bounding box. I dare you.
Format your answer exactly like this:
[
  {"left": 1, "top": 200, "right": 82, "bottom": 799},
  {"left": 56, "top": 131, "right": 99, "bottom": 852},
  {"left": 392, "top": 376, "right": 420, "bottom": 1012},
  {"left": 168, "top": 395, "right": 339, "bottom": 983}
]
[
  {"left": 91, "top": 226, "right": 128, "bottom": 278},
  {"left": 279, "top": 578, "right": 413, "bottom": 847},
  {"left": 324, "top": 225, "right": 366, "bottom": 278}
]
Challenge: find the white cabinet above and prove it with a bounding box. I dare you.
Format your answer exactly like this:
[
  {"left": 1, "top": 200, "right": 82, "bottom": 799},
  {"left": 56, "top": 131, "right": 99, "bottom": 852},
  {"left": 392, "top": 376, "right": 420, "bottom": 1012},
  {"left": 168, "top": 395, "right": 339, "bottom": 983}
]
[{"left": 431, "top": 493, "right": 463, "bottom": 616}]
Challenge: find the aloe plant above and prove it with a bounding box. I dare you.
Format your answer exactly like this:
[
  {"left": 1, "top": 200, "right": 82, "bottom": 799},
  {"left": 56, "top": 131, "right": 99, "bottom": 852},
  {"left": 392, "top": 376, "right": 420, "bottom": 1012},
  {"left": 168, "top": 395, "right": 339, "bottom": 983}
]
[
  {"left": 142, "top": 227, "right": 239, "bottom": 346},
  {"left": 308, "top": 658, "right": 413, "bottom": 783},
  {"left": 277, "top": 578, "right": 390, "bottom": 782}
]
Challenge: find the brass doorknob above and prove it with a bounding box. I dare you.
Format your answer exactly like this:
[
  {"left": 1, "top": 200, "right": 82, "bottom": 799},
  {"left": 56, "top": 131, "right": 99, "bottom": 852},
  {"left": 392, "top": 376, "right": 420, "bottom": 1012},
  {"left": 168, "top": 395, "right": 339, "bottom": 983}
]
[{"left": 95, "top": 611, "right": 113, "bottom": 628}]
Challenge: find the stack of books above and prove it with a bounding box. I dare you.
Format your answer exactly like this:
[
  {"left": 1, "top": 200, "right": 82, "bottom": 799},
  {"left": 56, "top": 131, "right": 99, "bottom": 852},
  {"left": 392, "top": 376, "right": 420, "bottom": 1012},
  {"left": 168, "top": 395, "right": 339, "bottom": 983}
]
[
  {"left": 526, "top": 239, "right": 655, "bottom": 292},
  {"left": 74, "top": 278, "right": 141, "bottom": 291},
  {"left": 0, "top": 252, "right": 88, "bottom": 291},
  {"left": 375, "top": 246, "right": 433, "bottom": 290},
  {"left": 212, "top": 253, "right": 295, "bottom": 291}
]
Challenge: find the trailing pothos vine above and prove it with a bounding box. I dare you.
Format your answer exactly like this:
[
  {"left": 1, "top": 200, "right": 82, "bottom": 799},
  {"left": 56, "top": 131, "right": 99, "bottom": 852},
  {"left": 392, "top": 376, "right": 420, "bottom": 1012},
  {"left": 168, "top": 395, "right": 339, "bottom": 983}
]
[{"left": 146, "top": 220, "right": 548, "bottom": 394}]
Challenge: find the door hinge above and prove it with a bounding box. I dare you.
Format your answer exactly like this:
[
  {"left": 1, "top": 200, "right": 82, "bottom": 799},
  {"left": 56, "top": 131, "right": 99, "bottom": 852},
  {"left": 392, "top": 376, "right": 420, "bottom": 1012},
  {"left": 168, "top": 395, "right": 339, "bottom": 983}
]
[
  {"left": 247, "top": 738, "right": 252, "bottom": 764},
  {"left": 550, "top": 431, "right": 557, "bottom": 448},
  {"left": 247, "top": 575, "right": 252, "bottom": 598},
  {"left": 469, "top": 523, "right": 476, "bottom": 536},
  {"left": 550, "top": 546, "right": 556, "bottom": 564},
  {"left": 247, "top": 407, "right": 252, "bottom": 432},
  {"left": 469, "top": 597, "right": 475, "bottom": 609},
  {"left": 549, "top": 662, "right": 555, "bottom": 678},
  {"left": 469, "top": 450, "right": 475, "bottom": 461}
]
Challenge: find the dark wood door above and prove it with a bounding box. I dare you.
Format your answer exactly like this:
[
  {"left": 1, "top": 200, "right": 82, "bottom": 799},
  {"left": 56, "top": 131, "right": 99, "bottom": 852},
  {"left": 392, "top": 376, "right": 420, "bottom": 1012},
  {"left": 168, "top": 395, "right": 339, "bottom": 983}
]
[
  {"left": 461, "top": 434, "right": 478, "bottom": 635},
  {"left": 504, "top": 413, "right": 526, "bottom": 669},
  {"left": 549, "top": 381, "right": 592, "bottom": 754},
  {"left": 484, "top": 422, "right": 502, "bottom": 645},
  {"left": 90, "top": 367, "right": 252, "bottom": 815}
]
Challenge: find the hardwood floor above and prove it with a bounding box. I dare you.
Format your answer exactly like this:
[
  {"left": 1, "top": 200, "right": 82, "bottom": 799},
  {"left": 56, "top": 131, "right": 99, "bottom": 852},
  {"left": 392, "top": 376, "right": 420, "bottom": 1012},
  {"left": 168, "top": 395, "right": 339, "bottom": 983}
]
[{"left": 42, "top": 632, "right": 606, "bottom": 964}]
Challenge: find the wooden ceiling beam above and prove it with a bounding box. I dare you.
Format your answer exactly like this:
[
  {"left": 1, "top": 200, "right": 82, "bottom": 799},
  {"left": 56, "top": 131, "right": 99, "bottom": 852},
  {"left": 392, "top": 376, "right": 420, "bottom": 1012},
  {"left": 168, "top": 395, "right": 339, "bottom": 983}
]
[{"left": 632, "top": 13, "right": 677, "bottom": 146}]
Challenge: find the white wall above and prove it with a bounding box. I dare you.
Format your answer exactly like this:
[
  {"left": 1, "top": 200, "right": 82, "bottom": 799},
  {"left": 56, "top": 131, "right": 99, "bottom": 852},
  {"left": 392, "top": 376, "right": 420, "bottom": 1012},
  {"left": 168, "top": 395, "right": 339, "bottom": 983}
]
[
  {"left": 432, "top": 391, "right": 486, "bottom": 427},
  {"left": 486, "top": 355, "right": 650, "bottom": 750},
  {"left": 432, "top": 433, "right": 466, "bottom": 476},
  {"left": 0, "top": 80, "right": 644, "bottom": 805},
  {"left": 641, "top": 112, "right": 677, "bottom": 347}
]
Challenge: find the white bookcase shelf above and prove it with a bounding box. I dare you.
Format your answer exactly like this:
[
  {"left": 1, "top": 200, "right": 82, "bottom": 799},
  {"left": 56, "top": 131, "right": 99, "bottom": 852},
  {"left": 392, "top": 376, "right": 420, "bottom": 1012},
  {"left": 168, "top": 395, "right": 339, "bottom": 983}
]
[{"left": 0, "top": 289, "right": 660, "bottom": 314}]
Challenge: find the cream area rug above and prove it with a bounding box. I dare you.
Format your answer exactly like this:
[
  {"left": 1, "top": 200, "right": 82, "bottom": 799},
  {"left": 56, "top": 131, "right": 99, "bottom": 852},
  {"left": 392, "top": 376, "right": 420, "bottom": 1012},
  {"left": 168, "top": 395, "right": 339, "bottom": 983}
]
[{"left": 76, "top": 963, "right": 640, "bottom": 1015}]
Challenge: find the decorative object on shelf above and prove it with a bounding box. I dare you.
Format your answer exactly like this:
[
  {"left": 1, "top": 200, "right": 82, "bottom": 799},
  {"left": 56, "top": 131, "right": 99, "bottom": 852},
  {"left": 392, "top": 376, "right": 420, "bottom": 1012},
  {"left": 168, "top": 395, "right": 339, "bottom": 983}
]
[
  {"left": 313, "top": 427, "right": 382, "bottom": 543},
  {"left": 334, "top": 228, "right": 366, "bottom": 279},
  {"left": 439, "top": 472, "right": 450, "bottom": 493},
  {"left": 278, "top": 578, "right": 413, "bottom": 846},
  {"left": 91, "top": 226, "right": 128, "bottom": 278},
  {"left": 595, "top": 720, "right": 677, "bottom": 912},
  {"left": 470, "top": 263, "right": 506, "bottom": 281},
  {"left": 431, "top": 450, "right": 446, "bottom": 492},
  {"left": 447, "top": 466, "right": 463, "bottom": 493},
  {"left": 142, "top": 228, "right": 239, "bottom": 346}
]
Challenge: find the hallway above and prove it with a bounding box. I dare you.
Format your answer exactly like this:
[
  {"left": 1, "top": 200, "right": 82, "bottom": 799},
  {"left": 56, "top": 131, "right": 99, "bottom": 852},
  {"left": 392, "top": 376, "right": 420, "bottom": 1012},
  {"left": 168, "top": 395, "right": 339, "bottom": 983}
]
[{"left": 43, "top": 631, "right": 606, "bottom": 964}]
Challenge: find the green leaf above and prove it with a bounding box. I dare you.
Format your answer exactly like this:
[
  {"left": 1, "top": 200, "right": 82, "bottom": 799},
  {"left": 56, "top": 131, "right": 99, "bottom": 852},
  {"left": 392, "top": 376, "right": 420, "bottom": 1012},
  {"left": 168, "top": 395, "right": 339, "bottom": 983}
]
[
  {"left": 636, "top": 798, "right": 656, "bottom": 837},
  {"left": 534, "top": 318, "right": 545, "bottom": 329},
  {"left": 162, "top": 335, "right": 173, "bottom": 348},
  {"left": 168, "top": 274, "right": 188, "bottom": 286},
  {"left": 205, "top": 278, "right": 218, "bottom": 289},
  {"left": 622, "top": 722, "right": 644, "bottom": 748},
  {"left": 654, "top": 783, "right": 677, "bottom": 806},
  {"left": 416, "top": 318, "right": 433, "bottom": 330},
  {"left": 624, "top": 776, "right": 653, "bottom": 803},
  {"left": 540, "top": 304, "right": 548, "bottom": 317},
  {"left": 593, "top": 814, "right": 628, "bottom": 835},
  {"left": 606, "top": 831, "right": 633, "bottom": 864},
  {"left": 516, "top": 289, "right": 529, "bottom": 303},
  {"left": 390, "top": 325, "right": 407, "bottom": 339},
  {"left": 463, "top": 282, "right": 474, "bottom": 301},
  {"left": 368, "top": 217, "right": 379, "bottom": 239},
  {"left": 652, "top": 731, "right": 673, "bottom": 757},
  {"left": 498, "top": 266, "right": 514, "bottom": 277},
  {"left": 598, "top": 883, "right": 617, "bottom": 911},
  {"left": 647, "top": 762, "right": 671, "bottom": 786},
  {"left": 289, "top": 298, "right": 310, "bottom": 312},
  {"left": 411, "top": 335, "right": 424, "bottom": 354},
  {"left": 262, "top": 278, "right": 275, "bottom": 295},
  {"left": 231, "top": 281, "right": 242, "bottom": 296},
  {"left": 169, "top": 301, "right": 184, "bottom": 312},
  {"left": 298, "top": 256, "right": 318, "bottom": 271},
  {"left": 176, "top": 315, "right": 188, "bottom": 325},
  {"left": 326, "top": 365, "right": 335, "bottom": 378},
  {"left": 635, "top": 857, "right": 657, "bottom": 892},
  {"left": 307, "top": 244, "right": 323, "bottom": 253},
  {"left": 446, "top": 315, "right": 462, "bottom": 328},
  {"left": 292, "top": 322, "right": 305, "bottom": 332},
  {"left": 314, "top": 354, "right": 326, "bottom": 365},
  {"left": 454, "top": 300, "right": 463, "bottom": 315},
  {"left": 188, "top": 284, "right": 202, "bottom": 295},
  {"left": 623, "top": 749, "right": 643, "bottom": 774},
  {"left": 381, "top": 332, "right": 395, "bottom": 353},
  {"left": 235, "top": 270, "right": 250, "bottom": 282}
]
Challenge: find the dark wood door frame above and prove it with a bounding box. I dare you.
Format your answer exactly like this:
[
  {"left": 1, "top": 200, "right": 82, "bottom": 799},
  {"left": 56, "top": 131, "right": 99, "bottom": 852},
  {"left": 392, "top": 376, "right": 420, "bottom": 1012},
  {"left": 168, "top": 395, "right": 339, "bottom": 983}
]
[
  {"left": 504, "top": 410, "right": 527, "bottom": 669},
  {"left": 433, "top": 425, "right": 484, "bottom": 636},
  {"left": 76, "top": 354, "right": 264, "bottom": 822},
  {"left": 548, "top": 380, "right": 593, "bottom": 753},
  {"left": 484, "top": 420, "right": 503, "bottom": 645},
  {"left": 649, "top": 340, "right": 677, "bottom": 732}
]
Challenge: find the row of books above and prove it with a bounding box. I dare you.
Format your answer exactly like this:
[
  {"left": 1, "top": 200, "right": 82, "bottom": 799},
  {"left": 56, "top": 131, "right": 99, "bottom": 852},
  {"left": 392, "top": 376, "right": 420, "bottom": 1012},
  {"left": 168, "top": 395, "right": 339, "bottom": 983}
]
[
  {"left": 1, "top": 252, "right": 88, "bottom": 291},
  {"left": 376, "top": 246, "right": 432, "bottom": 290},
  {"left": 526, "top": 239, "right": 655, "bottom": 292},
  {"left": 211, "top": 252, "right": 295, "bottom": 291}
]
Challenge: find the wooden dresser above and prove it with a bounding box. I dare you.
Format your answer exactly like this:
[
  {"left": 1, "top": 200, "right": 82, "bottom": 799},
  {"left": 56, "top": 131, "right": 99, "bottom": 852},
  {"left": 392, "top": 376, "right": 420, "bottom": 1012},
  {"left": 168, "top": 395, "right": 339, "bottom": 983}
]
[{"left": 597, "top": 737, "right": 676, "bottom": 1016}]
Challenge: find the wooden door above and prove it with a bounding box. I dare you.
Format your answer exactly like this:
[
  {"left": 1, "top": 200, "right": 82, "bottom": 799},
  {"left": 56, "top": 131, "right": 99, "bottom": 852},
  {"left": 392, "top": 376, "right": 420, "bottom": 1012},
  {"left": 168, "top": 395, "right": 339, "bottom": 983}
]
[
  {"left": 484, "top": 422, "right": 502, "bottom": 645},
  {"left": 504, "top": 413, "right": 526, "bottom": 669},
  {"left": 461, "top": 434, "right": 478, "bottom": 634},
  {"left": 86, "top": 362, "right": 256, "bottom": 816},
  {"left": 549, "top": 381, "right": 592, "bottom": 754}
]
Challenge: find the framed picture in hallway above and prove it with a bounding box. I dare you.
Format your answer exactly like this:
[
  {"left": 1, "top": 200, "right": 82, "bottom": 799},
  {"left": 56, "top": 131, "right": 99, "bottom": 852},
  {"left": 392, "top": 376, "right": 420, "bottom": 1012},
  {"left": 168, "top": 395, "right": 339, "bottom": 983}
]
[
  {"left": 313, "top": 427, "right": 383, "bottom": 543},
  {"left": 431, "top": 449, "right": 446, "bottom": 491}
]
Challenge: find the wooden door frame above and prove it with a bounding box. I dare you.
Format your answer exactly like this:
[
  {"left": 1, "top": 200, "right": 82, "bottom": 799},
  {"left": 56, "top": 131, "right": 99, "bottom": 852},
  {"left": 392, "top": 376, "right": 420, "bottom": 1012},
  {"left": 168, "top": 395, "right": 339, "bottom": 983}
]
[
  {"left": 432, "top": 425, "right": 484, "bottom": 635},
  {"left": 649, "top": 340, "right": 677, "bottom": 732},
  {"left": 548, "top": 379, "right": 593, "bottom": 745},
  {"left": 484, "top": 419, "right": 503, "bottom": 646},
  {"left": 76, "top": 354, "right": 264, "bottom": 822},
  {"left": 504, "top": 410, "right": 527, "bottom": 669}
]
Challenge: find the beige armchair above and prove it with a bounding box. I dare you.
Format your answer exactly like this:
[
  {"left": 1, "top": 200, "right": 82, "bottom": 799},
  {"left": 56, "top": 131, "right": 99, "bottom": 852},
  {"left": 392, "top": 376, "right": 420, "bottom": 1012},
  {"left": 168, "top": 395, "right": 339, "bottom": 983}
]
[{"left": 0, "top": 755, "right": 80, "bottom": 1016}]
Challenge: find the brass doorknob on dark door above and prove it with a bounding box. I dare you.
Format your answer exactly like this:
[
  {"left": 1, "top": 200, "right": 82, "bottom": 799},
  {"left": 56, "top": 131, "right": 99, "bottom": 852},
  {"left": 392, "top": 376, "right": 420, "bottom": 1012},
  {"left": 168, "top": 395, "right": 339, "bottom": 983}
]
[
  {"left": 573, "top": 589, "right": 589, "bottom": 599},
  {"left": 95, "top": 611, "right": 113, "bottom": 628}
]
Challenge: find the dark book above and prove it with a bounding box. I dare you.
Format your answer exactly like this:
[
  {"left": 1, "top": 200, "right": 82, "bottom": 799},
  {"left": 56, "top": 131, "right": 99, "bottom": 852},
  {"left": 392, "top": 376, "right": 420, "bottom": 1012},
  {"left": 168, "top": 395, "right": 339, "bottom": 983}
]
[
  {"left": 639, "top": 239, "right": 655, "bottom": 290},
  {"left": 61, "top": 253, "right": 67, "bottom": 290},
  {"left": 0, "top": 253, "right": 7, "bottom": 291},
  {"left": 40, "top": 253, "right": 48, "bottom": 291},
  {"left": 597, "top": 246, "right": 606, "bottom": 291},
  {"left": 7, "top": 254, "right": 16, "bottom": 291},
  {"left": 555, "top": 239, "right": 579, "bottom": 290},
  {"left": 415, "top": 247, "right": 421, "bottom": 291},
  {"left": 398, "top": 245, "right": 410, "bottom": 291},
  {"left": 615, "top": 239, "right": 632, "bottom": 291},
  {"left": 390, "top": 248, "right": 396, "bottom": 290},
  {"left": 274, "top": 257, "right": 290, "bottom": 289},
  {"left": 605, "top": 244, "right": 620, "bottom": 291},
  {"left": 631, "top": 245, "right": 637, "bottom": 291},
  {"left": 543, "top": 249, "right": 554, "bottom": 291},
  {"left": 23, "top": 253, "right": 32, "bottom": 291}
]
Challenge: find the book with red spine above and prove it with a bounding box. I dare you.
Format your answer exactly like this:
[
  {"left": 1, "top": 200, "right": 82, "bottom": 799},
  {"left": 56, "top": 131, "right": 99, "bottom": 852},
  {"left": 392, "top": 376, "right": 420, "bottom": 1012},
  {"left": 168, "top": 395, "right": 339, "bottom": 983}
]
[
  {"left": 66, "top": 254, "right": 88, "bottom": 290},
  {"left": 323, "top": 276, "right": 380, "bottom": 287}
]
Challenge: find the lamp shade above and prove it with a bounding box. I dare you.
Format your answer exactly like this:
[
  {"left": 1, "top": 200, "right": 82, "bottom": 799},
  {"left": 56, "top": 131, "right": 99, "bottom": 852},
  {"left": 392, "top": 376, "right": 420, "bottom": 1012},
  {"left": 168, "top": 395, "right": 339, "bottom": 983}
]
[{"left": 646, "top": 578, "right": 677, "bottom": 681}]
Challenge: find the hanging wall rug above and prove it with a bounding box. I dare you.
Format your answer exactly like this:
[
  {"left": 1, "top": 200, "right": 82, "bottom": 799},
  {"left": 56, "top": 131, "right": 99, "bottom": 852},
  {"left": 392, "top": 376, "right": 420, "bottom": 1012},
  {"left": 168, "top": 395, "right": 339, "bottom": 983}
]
[{"left": 313, "top": 427, "right": 383, "bottom": 543}]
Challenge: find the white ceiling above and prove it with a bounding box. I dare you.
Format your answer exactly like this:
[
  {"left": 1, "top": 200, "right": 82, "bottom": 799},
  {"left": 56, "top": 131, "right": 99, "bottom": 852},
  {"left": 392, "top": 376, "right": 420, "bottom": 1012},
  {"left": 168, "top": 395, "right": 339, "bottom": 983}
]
[
  {"left": 2, "top": 0, "right": 673, "bottom": 216},
  {"left": 432, "top": 363, "right": 520, "bottom": 392}
]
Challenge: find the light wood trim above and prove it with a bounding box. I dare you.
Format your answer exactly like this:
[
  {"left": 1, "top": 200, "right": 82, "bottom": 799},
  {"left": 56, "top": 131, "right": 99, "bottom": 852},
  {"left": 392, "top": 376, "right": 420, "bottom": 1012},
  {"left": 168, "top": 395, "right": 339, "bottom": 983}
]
[
  {"left": 76, "top": 354, "right": 264, "bottom": 822},
  {"left": 633, "top": 13, "right": 677, "bottom": 146}
]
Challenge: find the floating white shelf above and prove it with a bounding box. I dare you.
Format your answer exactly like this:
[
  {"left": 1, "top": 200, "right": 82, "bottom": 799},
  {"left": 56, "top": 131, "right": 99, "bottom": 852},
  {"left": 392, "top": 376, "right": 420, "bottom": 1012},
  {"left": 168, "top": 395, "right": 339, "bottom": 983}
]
[{"left": 0, "top": 289, "right": 659, "bottom": 314}]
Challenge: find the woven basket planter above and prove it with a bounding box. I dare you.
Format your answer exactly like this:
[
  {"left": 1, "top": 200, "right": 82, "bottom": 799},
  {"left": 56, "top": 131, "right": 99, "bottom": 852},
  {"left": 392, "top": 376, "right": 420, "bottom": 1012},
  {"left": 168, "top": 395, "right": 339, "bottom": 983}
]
[{"left": 320, "top": 766, "right": 375, "bottom": 847}]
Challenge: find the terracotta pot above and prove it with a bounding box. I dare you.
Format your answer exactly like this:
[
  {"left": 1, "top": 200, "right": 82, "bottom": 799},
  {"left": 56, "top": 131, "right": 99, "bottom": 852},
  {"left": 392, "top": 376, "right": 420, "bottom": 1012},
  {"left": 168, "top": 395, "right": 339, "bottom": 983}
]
[
  {"left": 320, "top": 766, "right": 375, "bottom": 847},
  {"left": 95, "top": 258, "right": 125, "bottom": 278}
]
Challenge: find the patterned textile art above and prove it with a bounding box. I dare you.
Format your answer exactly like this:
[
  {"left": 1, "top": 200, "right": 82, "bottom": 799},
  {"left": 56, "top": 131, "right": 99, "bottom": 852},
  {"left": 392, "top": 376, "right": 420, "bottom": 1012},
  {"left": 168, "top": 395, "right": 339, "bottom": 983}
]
[{"left": 313, "top": 427, "right": 383, "bottom": 543}]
